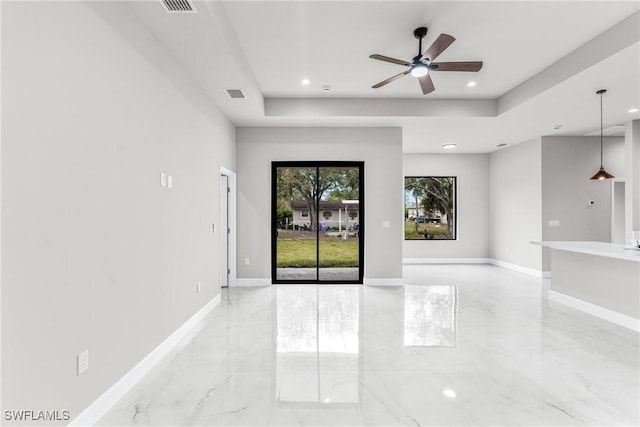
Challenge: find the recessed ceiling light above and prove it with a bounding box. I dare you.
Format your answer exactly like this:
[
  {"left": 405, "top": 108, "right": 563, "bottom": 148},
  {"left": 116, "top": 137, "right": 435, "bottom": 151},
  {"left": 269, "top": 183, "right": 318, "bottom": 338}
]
[
  {"left": 442, "top": 144, "right": 457, "bottom": 150},
  {"left": 554, "top": 124, "right": 563, "bottom": 130},
  {"left": 496, "top": 143, "right": 508, "bottom": 147},
  {"left": 467, "top": 81, "right": 476, "bottom": 87},
  {"left": 443, "top": 389, "right": 457, "bottom": 398},
  {"left": 629, "top": 108, "right": 639, "bottom": 113},
  {"left": 301, "top": 78, "right": 310, "bottom": 86},
  {"left": 322, "top": 85, "right": 331, "bottom": 92}
]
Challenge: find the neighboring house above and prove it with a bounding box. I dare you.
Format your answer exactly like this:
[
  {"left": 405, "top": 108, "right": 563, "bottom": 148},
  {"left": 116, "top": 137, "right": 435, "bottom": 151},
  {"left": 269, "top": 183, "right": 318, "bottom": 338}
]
[
  {"left": 289, "top": 200, "right": 359, "bottom": 229},
  {"left": 405, "top": 205, "right": 425, "bottom": 219}
]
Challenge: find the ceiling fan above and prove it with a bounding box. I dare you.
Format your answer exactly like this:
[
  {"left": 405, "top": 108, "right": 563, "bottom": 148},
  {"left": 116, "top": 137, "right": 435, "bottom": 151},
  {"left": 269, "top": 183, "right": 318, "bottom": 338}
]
[{"left": 370, "top": 27, "right": 483, "bottom": 95}]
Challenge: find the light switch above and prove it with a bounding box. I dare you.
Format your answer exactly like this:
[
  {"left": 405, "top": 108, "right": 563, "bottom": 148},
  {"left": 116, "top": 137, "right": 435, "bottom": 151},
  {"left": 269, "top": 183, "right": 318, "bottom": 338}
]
[
  {"left": 167, "top": 175, "right": 173, "bottom": 189},
  {"left": 160, "top": 173, "right": 167, "bottom": 187},
  {"left": 382, "top": 221, "right": 390, "bottom": 229}
]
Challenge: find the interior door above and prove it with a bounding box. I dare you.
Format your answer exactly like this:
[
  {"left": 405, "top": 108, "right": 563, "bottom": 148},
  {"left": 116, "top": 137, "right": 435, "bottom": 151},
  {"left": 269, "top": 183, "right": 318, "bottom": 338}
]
[{"left": 220, "top": 174, "right": 229, "bottom": 288}]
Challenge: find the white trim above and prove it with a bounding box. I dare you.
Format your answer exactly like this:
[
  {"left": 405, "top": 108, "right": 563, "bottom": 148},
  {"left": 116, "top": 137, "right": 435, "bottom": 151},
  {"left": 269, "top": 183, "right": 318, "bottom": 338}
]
[
  {"left": 548, "top": 290, "right": 640, "bottom": 332},
  {"left": 235, "top": 278, "right": 271, "bottom": 287},
  {"left": 542, "top": 270, "right": 552, "bottom": 279},
  {"left": 68, "top": 294, "right": 221, "bottom": 426},
  {"left": 364, "top": 277, "right": 404, "bottom": 286},
  {"left": 401, "top": 258, "right": 543, "bottom": 278},
  {"left": 488, "top": 259, "right": 542, "bottom": 278},
  {"left": 403, "top": 258, "right": 490, "bottom": 265},
  {"left": 220, "top": 167, "right": 237, "bottom": 287}
]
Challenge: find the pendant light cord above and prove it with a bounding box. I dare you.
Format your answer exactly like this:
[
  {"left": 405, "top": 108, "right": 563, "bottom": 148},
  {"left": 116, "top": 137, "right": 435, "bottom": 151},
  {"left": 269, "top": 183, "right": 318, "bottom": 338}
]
[{"left": 600, "top": 90, "right": 604, "bottom": 168}]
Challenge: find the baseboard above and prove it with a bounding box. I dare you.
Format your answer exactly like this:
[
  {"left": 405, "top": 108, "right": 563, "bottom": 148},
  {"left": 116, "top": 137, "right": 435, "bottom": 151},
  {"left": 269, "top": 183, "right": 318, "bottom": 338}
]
[
  {"left": 403, "top": 258, "right": 491, "bottom": 264},
  {"left": 235, "top": 278, "right": 271, "bottom": 286},
  {"left": 364, "top": 277, "right": 403, "bottom": 286},
  {"left": 68, "top": 294, "right": 221, "bottom": 426},
  {"left": 548, "top": 290, "right": 640, "bottom": 332},
  {"left": 488, "top": 259, "right": 542, "bottom": 278}
]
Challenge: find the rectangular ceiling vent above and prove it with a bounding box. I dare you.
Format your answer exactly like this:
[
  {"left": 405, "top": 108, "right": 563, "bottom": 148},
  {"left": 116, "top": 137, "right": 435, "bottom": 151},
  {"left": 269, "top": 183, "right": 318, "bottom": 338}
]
[
  {"left": 159, "top": 0, "right": 197, "bottom": 13},
  {"left": 224, "top": 89, "right": 246, "bottom": 99}
]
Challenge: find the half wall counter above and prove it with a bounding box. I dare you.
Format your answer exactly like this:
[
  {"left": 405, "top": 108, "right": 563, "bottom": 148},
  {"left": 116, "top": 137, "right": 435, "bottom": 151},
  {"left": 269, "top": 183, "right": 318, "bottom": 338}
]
[{"left": 532, "top": 241, "right": 640, "bottom": 331}]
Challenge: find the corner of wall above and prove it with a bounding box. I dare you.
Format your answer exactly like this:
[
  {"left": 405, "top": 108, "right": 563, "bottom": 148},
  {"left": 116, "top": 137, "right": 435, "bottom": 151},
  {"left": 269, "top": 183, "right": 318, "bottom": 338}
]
[{"left": 488, "top": 138, "right": 542, "bottom": 271}]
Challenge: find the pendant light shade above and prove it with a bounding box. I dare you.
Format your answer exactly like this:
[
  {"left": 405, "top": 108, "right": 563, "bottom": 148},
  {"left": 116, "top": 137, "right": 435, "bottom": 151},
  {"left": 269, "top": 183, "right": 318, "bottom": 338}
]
[
  {"left": 590, "top": 89, "right": 614, "bottom": 180},
  {"left": 590, "top": 167, "right": 615, "bottom": 181}
]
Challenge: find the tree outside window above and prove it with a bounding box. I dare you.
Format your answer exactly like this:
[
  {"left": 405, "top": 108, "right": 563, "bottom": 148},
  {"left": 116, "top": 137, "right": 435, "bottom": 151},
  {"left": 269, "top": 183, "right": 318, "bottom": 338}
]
[{"left": 404, "top": 176, "right": 456, "bottom": 240}]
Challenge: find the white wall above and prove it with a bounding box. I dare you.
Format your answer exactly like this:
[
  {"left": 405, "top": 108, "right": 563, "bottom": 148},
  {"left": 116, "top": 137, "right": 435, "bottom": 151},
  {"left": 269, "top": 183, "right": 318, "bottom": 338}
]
[
  {"left": 489, "top": 138, "right": 543, "bottom": 270},
  {"left": 1, "top": 2, "right": 234, "bottom": 423},
  {"left": 403, "top": 154, "right": 490, "bottom": 260},
  {"left": 541, "top": 136, "right": 625, "bottom": 269},
  {"left": 626, "top": 120, "right": 640, "bottom": 238},
  {"left": 236, "top": 127, "right": 403, "bottom": 282}
]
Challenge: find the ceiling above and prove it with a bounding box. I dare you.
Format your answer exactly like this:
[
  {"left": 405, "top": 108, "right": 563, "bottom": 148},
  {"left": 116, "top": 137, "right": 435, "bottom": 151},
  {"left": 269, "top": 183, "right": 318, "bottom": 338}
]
[{"left": 123, "top": 0, "right": 640, "bottom": 153}]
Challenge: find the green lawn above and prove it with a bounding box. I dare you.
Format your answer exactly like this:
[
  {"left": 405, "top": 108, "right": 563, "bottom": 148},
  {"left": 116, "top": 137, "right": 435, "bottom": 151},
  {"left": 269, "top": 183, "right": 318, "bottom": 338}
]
[
  {"left": 277, "top": 239, "right": 359, "bottom": 268},
  {"left": 404, "top": 220, "right": 450, "bottom": 240}
]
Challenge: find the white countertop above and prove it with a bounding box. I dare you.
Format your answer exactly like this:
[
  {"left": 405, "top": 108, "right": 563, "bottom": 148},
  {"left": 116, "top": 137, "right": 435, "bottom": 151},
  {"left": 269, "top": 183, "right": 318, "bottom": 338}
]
[{"left": 531, "top": 241, "right": 640, "bottom": 263}]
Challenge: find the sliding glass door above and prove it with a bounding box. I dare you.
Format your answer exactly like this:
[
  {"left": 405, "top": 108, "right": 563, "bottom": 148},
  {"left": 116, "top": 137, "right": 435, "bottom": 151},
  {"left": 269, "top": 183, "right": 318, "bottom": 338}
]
[{"left": 272, "top": 162, "right": 364, "bottom": 284}]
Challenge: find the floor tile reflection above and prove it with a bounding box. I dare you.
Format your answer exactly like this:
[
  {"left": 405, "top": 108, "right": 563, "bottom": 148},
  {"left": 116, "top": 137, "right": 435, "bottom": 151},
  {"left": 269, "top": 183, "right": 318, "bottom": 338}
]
[{"left": 98, "top": 265, "right": 639, "bottom": 426}]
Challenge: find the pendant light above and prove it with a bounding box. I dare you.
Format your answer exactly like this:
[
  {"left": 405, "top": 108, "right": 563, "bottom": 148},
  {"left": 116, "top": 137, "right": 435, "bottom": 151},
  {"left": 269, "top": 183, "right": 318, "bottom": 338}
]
[{"left": 590, "top": 89, "right": 615, "bottom": 180}]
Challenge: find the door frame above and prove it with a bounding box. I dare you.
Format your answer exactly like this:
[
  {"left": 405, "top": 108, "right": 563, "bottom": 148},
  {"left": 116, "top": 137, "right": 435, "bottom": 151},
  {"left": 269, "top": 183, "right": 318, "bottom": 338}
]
[
  {"left": 220, "top": 166, "right": 237, "bottom": 287},
  {"left": 611, "top": 178, "right": 626, "bottom": 244},
  {"left": 271, "top": 161, "right": 365, "bottom": 284}
]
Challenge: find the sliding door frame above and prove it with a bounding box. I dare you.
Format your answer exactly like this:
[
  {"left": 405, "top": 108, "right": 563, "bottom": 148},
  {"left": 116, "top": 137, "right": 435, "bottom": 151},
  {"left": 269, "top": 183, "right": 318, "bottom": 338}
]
[{"left": 271, "top": 161, "right": 364, "bottom": 284}]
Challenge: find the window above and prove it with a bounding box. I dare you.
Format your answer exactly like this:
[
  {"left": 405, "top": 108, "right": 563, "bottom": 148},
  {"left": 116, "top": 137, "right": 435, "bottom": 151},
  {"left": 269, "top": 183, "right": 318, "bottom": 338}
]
[
  {"left": 404, "top": 176, "right": 456, "bottom": 240},
  {"left": 323, "top": 211, "right": 332, "bottom": 219},
  {"left": 301, "top": 209, "right": 309, "bottom": 217}
]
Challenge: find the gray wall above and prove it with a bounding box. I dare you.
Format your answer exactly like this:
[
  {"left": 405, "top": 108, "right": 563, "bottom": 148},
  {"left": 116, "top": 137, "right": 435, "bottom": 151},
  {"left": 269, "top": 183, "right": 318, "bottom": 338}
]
[
  {"left": 541, "top": 136, "right": 625, "bottom": 270},
  {"left": 1, "top": 2, "right": 235, "bottom": 423},
  {"left": 236, "top": 127, "right": 403, "bottom": 281},
  {"left": 403, "top": 154, "right": 490, "bottom": 259},
  {"left": 489, "top": 138, "right": 543, "bottom": 270}
]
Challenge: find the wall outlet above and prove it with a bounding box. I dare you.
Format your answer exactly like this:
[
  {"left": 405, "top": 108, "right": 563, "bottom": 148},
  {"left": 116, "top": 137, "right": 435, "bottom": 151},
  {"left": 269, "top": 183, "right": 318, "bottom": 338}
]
[
  {"left": 77, "top": 350, "right": 89, "bottom": 375},
  {"left": 197, "top": 281, "right": 202, "bottom": 293},
  {"left": 210, "top": 223, "right": 215, "bottom": 235},
  {"left": 506, "top": 247, "right": 511, "bottom": 254},
  {"left": 382, "top": 221, "right": 390, "bottom": 229},
  {"left": 244, "top": 257, "right": 250, "bottom": 266},
  {"left": 548, "top": 219, "right": 560, "bottom": 227}
]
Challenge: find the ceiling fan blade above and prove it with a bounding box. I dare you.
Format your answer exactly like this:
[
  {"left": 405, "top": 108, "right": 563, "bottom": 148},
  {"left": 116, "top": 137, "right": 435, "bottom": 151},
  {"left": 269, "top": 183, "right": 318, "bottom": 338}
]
[
  {"left": 372, "top": 70, "right": 411, "bottom": 88},
  {"left": 369, "top": 54, "right": 411, "bottom": 66},
  {"left": 421, "top": 34, "right": 455, "bottom": 62},
  {"left": 431, "top": 61, "right": 483, "bottom": 72},
  {"left": 418, "top": 73, "right": 435, "bottom": 95}
]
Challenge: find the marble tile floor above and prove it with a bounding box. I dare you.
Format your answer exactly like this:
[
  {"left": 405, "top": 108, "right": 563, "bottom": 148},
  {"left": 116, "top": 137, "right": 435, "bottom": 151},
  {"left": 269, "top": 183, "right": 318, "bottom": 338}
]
[{"left": 98, "top": 265, "right": 639, "bottom": 426}]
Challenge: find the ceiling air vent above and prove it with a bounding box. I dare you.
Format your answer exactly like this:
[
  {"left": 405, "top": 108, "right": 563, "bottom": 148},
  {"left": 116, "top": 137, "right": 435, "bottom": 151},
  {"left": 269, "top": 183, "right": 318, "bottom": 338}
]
[
  {"left": 159, "top": 0, "right": 197, "bottom": 13},
  {"left": 224, "top": 89, "right": 246, "bottom": 99}
]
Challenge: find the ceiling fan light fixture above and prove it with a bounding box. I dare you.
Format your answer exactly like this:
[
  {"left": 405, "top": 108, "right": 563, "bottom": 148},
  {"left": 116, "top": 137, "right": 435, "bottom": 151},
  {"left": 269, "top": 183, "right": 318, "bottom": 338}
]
[{"left": 410, "top": 64, "right": 429, "bottom": 77}]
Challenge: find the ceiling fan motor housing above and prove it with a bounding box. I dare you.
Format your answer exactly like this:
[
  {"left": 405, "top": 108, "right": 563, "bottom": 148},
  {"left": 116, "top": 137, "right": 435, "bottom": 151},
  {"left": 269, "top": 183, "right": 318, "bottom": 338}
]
[{"left": 413, "top": 27, "right": 428, "bottom": 39}]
